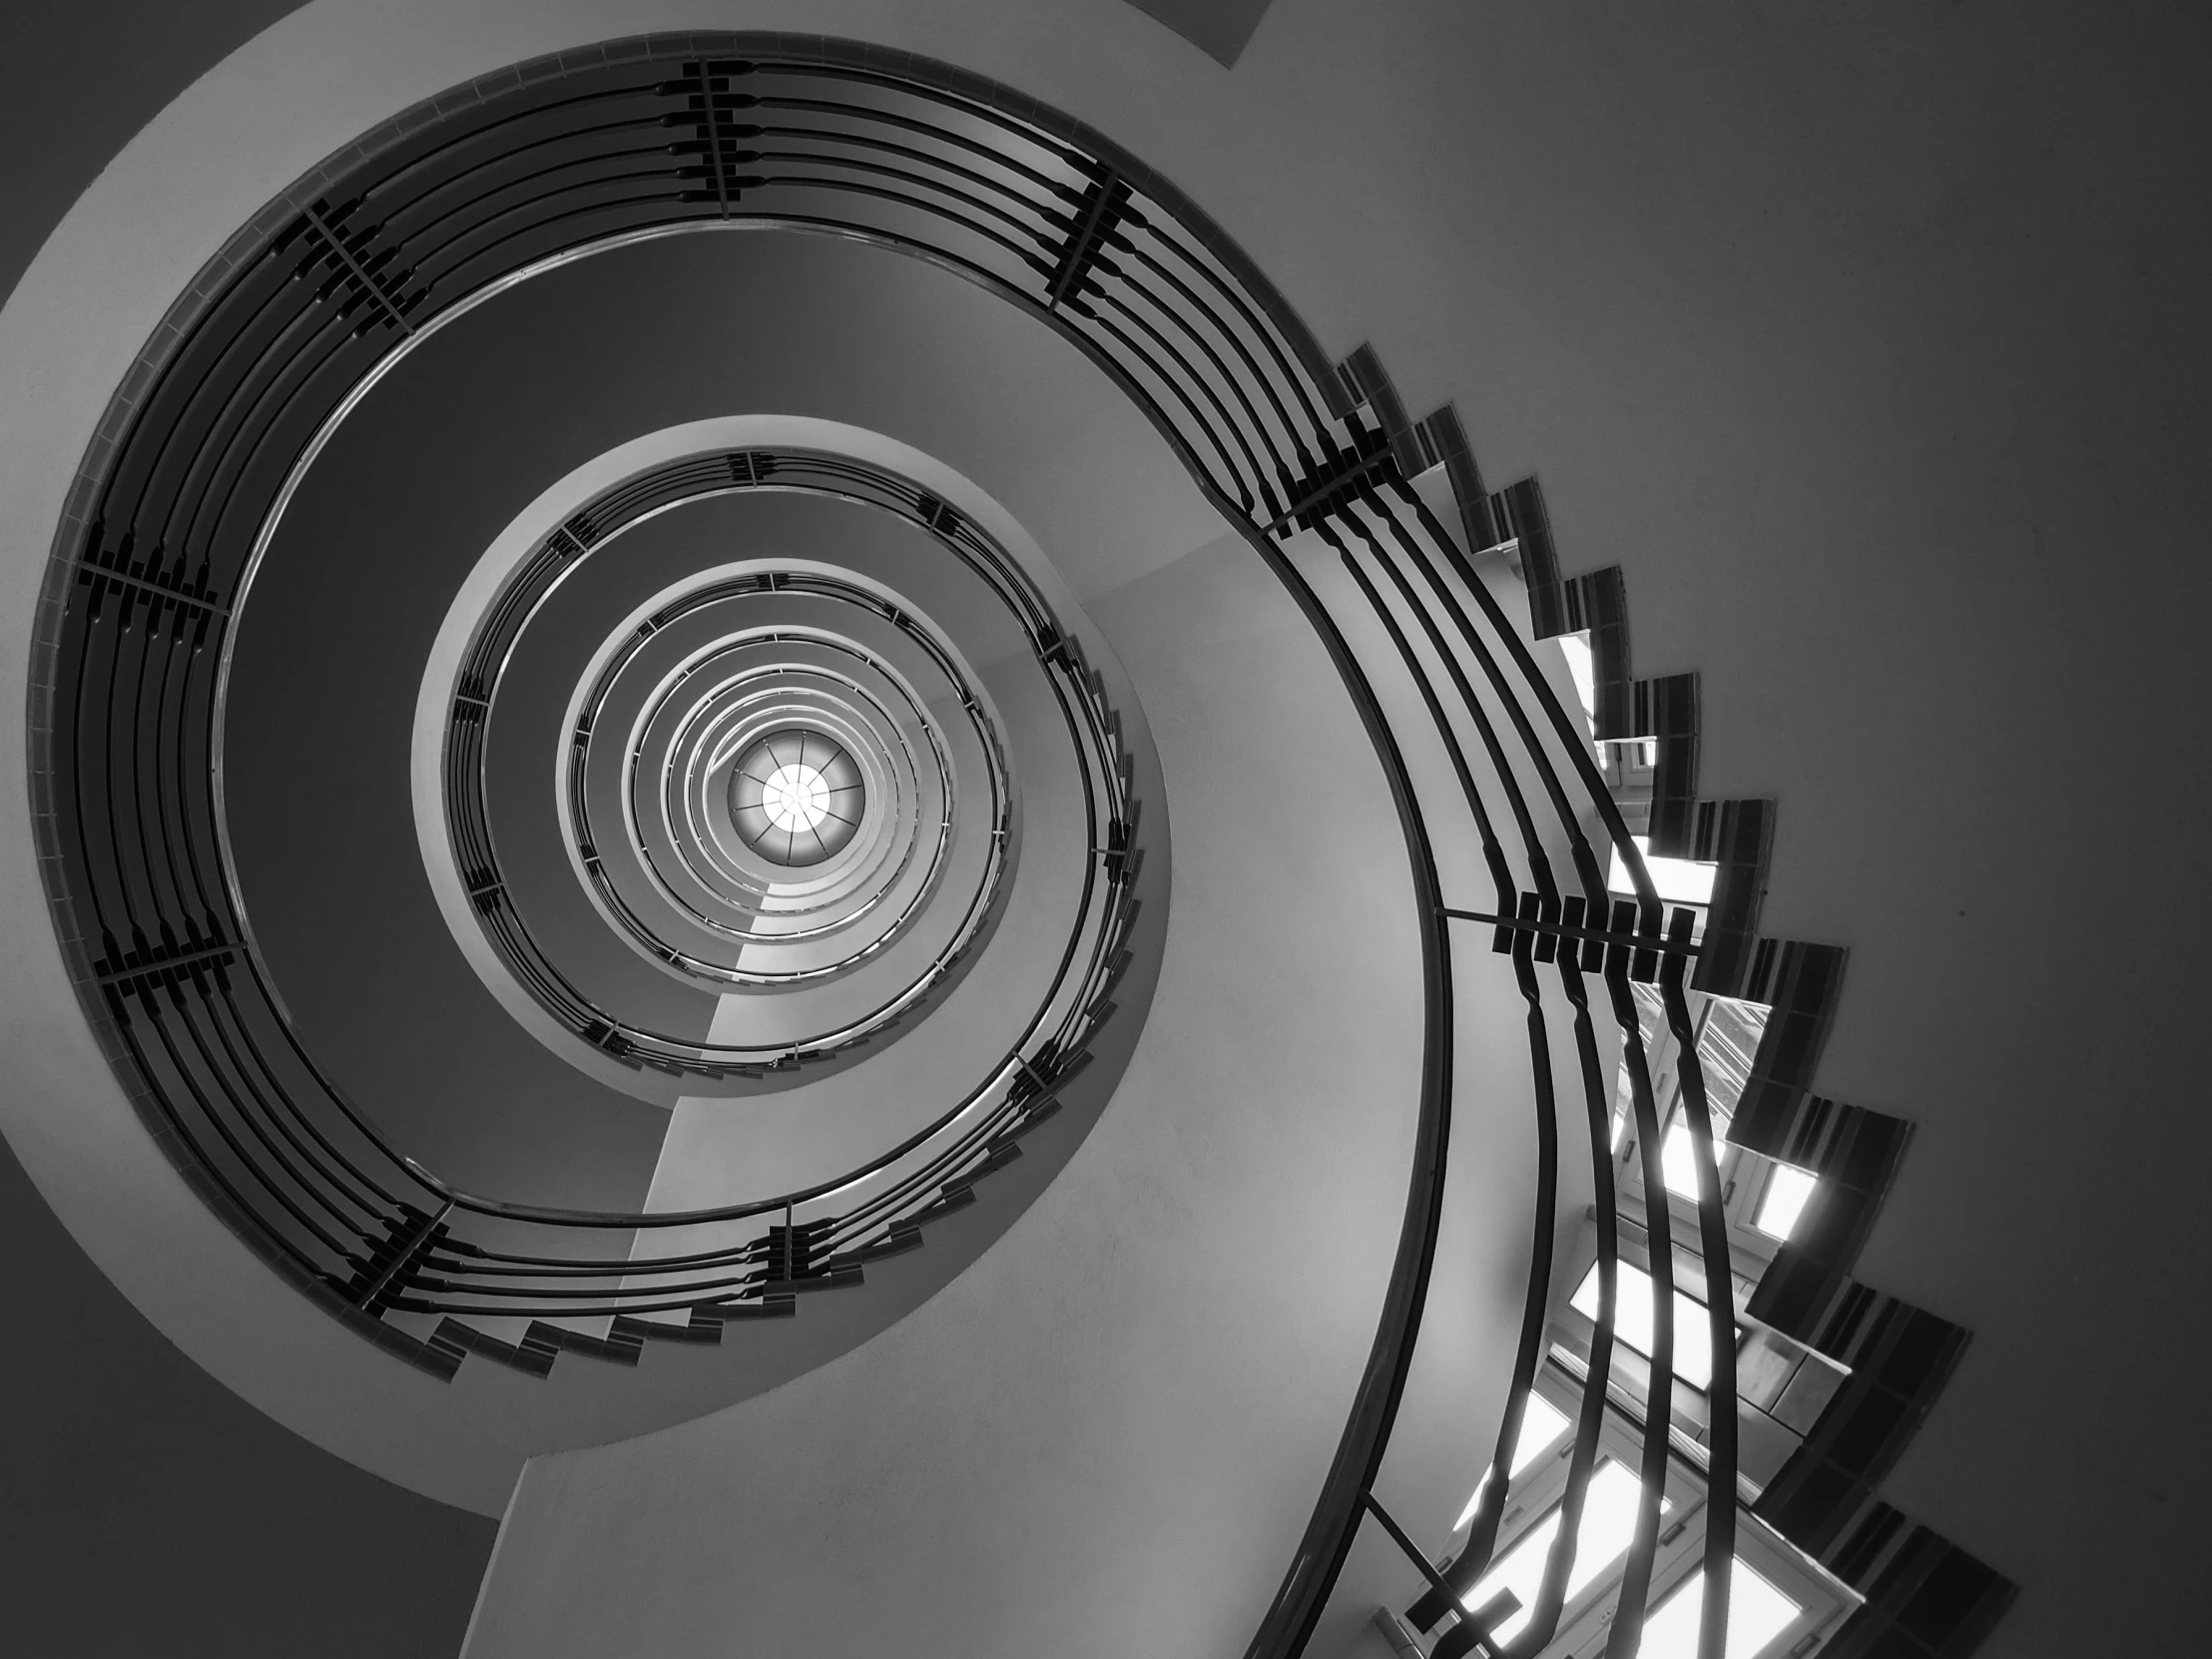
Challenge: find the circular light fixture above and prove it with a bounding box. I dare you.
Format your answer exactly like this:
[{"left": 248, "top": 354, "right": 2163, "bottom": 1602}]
[{"left": 729, "top": 729, "right": 866, "bottom": 866}]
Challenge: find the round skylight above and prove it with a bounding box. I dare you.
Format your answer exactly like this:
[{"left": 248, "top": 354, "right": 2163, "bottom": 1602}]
[
  {"left": 728, "top": 729, "right": 865, "bottom": 866},
  {"left": 761, "top": 762, "right": 833, "bottom": 834}
]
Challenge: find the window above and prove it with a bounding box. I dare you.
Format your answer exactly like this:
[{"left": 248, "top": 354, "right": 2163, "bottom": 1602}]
[
  {"left": 1610, "top": 999, "right": 1806, "bottom": 1278},
  {"left": 1608, "top": 835, "right": 1716, "bottom": 906},
  {"left": 729, "top": 728, "right": 865, "bottom": 865},
  {"left": 1755, "top": 1165, "right": 1818, "bottom": 1241},
  {"left": 1638, "top": 1557, "right": 1804, "bottom": 1659},
  {"left": 1694, "top": 999, "right": 1767, "bottom": 1119},
  {"left": 1569, "top": 1260, "right": 1727, "bottom": 1389},
  {"left": 1597, "top": 738, "right": 1658, "bottom": 774},
  {"left": 1410, "top": 1361, "right": 1863, "bottom": 1659},
  {"left": 1455, "top": 1392, "right": 1573, "bottom": 1528},
  {"left": 1661, "top": 1120, "right": 1709, "bottom": 1203},
  {"left": 1461, "top": 1460, "right": 1664, "bottom": 1643},
  {"left": 1558, "top": 633, "right": 1599, "bottom": 756}
]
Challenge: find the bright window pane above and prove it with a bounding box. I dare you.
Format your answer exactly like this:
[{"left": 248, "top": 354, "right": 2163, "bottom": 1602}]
[
  {"left": 1695, "top": 999, "right": 1769, "bottom": 1118},
  {"left": 1569, "top": 1260, "right": 1724, "bottom": 1389},
  {"left": 1509, "top": 1394, "right": 1572, "bottom": 1473},
  {"left": 1463, "top": 1461, "right": 1662, "bottom": 1643},
  {"left": 1755, "top": 1165, "right": 1818, "bottom": 1241},
  {"left": 1454, "top": 1393, "right": 1573, "bottom": 1527},
  {"left": 1662, "top": 1122, "right": 1707, "bottom": 1201},
  {"left": 1559, "top": 634, "right": 1598, "bottom": 726},
  {"left": 1638, "top": 1557, "right": 1802, "bottom": 1659},
  {"left": 1608, "top": 835, "right": 1717, "bottom": 906}
]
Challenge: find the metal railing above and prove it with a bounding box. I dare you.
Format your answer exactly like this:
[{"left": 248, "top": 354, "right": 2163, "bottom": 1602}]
[
  {"left": 442, "top": 448, "right": 1040, "bottom": 1077},
  {"left": 28, "top": 38, "right": 1144, "bottom": 1379},
  {"left": 29, "top": 34, "right": 1775, "bottom": 1659}
]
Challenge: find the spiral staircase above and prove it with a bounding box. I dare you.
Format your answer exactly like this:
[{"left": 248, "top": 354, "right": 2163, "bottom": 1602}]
[{"left": 5, "top": 5, "right": 2206, "bottom": 1658}]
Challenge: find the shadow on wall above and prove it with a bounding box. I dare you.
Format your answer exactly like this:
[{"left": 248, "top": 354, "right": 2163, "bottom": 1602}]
[
  {"left": 1125, "top": 0, "right": 1278, "bottom": 67},
  {"left": 0, "top": 1135, "right": 492, "bottom": 1658}
]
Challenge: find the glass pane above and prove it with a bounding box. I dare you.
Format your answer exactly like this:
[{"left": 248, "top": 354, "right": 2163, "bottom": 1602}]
[
  {"left": 1609, "top": 835, "right": 1717, "bottom": 905},
  {"left": 1463, "top": 1461, "right": 1661, "bottom": 1643},
  {"left": 1755, "top": 1165, "right": 1818, "bottom": 1241},
  {"left": 1638, "top": 1557, "right": 1803, "bottom": 1659},
  {"left": 1695, "top": 999, "right": 1768, "bottom": 1119},
  {"left": 1559, "top": 633, "right": 1599, "bottom": 731},
  {"left": 1662, "top": 1122, "right": 1707, "bottom": 1201},
  {"left": 1569, "top": 1260, "right": 1725, "bottom": 1389},
  {"left": 1455, "top": 1392, "right": 1574, "bottom": 1527}
]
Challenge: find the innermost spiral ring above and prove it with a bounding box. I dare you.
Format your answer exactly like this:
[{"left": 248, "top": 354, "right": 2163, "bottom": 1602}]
[{"left": 729, "top": 729, "right": 866, "bottom": 866}]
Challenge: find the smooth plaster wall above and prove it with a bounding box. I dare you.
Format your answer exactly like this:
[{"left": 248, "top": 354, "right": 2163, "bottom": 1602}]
[{"left": 2, "top": 3, "right": 2207, "bottom": 1656}]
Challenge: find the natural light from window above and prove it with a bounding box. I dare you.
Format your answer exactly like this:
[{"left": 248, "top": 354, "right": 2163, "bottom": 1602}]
[
  {"left": 1608, "top": 835, "right": 1717, "bottom": 906},
  {"left": 1755, "top": 1165, "right": 1819, "bottom": 1241},
  {"left": 1455, "top": 1392, "right": 1573, "bottom": 1528},
  {"left": 1558, "top": 633, "right": 1598, "bottom": 753},
  {"left": 1661, "top": 1121, "right": 1712, "bottom": 1202},
  {"left": 1637, "top": 1556, "right": 1803, "bottom": 1659},
  {"left": 1461, "top": 1460, "right": 1665, "bottom": 1643},
  {"left": 1569, "top": 1260, "right": 1726, "bottom": 1389}
]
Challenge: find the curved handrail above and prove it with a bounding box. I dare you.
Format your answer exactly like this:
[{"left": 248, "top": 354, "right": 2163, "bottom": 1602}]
[
  {"left": 31, "top": 46, "right": 1144, "bottom": 1334},
  {"left": 444, "top": 450, "right": 1021, "bottom": 1069},
  {"left": 27, "top": 34, "right": 1762, "bottom": 1659}
]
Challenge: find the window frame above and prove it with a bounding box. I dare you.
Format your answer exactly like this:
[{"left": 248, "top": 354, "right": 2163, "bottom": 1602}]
[
  {"left": 1430, "top": 1363, "right": 1861, "bottom": 1659},
  {"left": 1615, "top": 992, "right": 1829, "bottom": 1274}
]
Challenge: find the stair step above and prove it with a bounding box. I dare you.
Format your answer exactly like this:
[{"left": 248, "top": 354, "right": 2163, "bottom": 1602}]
[
  {"left": 429, "top": 1317, "right": 555, "bottom": 1379},
  {"left": 611, "top": 1308, "right": 723, "bottom": 1347},
  {"left": 707, "top": 1293, "right": 797, "bottom": 1323},
  {"left": 986, "top": 1097, "right": 1061, "bottom": 1154},
  {"left": 969, "top": 1141, "right": 1023, "bottom": 1181},
  {"left": 909, "top": 1184, "right": 978, "bottom": 1227},
  {"left": 826, "top": 1225, "right": 923, "bottom": 1273},
  {"left": 760, "top": 1264, "right": 864, "bottom": 1295},
  {"left": 524, "top": 1319, "right": 644, "bottom": 1367},
  {"left": 336, "top": 1300, "right": 463, "bottom": 1381}
]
